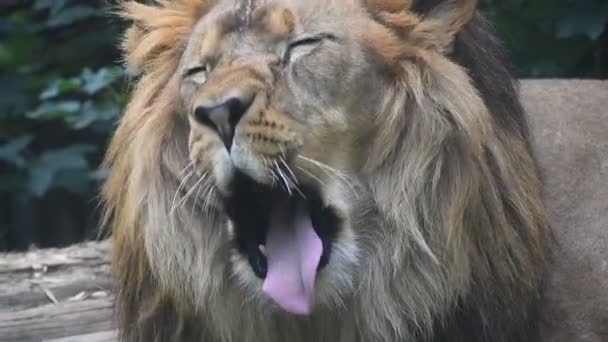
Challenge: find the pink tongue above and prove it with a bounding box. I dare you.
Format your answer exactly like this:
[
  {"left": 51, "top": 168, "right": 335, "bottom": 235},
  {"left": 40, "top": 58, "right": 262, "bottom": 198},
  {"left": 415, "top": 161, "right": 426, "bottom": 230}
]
[{"left": 262, "top": 198, "right": 323, "bottom": 315}]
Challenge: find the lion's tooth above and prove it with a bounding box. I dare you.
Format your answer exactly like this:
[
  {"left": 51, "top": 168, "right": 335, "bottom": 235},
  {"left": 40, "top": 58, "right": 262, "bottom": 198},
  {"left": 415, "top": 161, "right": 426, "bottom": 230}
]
[{"left": 258, "top": 244, "right": 266, "bottom": 257}]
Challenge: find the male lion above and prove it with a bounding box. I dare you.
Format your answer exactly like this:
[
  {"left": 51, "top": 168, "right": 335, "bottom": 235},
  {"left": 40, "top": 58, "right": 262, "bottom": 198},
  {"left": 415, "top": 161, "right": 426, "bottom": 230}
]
[{"left": 102, "top": 0, "right": 549, "bottom": 341}]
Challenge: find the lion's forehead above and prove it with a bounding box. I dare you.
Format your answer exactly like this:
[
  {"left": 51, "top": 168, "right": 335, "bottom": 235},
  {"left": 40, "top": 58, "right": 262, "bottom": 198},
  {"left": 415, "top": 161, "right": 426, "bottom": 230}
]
[{"left": 199, "top": 0, "right": 367, "bottom": 41}]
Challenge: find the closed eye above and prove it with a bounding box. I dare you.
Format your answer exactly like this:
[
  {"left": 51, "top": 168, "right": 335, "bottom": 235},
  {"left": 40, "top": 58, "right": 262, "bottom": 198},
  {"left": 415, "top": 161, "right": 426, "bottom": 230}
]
[
  {"left": 185, "top": 66, "right": 207, "bottom": 76},
  {"left": 286, "top": 33, "right": 336, "bottom": 63},
  {"left": 184, "top": 65, "right": 209, "bottom": 84}
]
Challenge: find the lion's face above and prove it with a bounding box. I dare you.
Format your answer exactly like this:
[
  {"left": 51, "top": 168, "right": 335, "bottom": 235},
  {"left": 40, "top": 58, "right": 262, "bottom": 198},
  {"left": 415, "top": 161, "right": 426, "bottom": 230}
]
[{"left": 180, "top": 0, "right": 387, "bottom": 314}]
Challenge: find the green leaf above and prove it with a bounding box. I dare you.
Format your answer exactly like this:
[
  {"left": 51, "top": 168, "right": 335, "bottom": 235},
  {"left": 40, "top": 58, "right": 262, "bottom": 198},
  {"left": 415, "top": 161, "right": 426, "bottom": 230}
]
[
  {"left": 54, "top": 169, "right": 92, "bottom": 195},
  {"left": 34, "top": 0, "right": 54, "bottom": 10},
  {"left": 39, "top": 78, "right": 82, "bottom": 100},
  {"left": 0, "top": 135, "right": 34, "bottom": 168},
  {"left": 28, "top": 165, "right": 54, "bottom": 197},
  {"left": 27, "top": 145, "right": 95, "bottom": 197},
  {"left": 81, "top": 67, "right": 124, "bottom": 95},
  {"left": 89, "top": 168, "right": 110, "bottom": 182},
  {"left": 0, "top": 76, "right": 28, "bottom": 116},
  {"left": 27, "top": 101, "right": 81, "bottom": 120},
  {"left": 50, "top": 0, "right": 70, "bottom": 17},
  {"left": 557, "top": 12, "right": 607, "bottom": 39},
  {"left": 34, "top": 0, "right": 70, "bottom": 15},
  {"left": 65, "top": 101, "right": 119, "bottom": 130},
  {"left": 46, "top": 6, "right": 99, "bottom": 28}
]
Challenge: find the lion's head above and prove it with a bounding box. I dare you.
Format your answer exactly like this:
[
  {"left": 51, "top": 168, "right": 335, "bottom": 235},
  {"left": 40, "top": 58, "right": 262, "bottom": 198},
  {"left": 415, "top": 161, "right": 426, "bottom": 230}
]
[{"left": 102, "top": 0, "right": 548, "bottom": 341}]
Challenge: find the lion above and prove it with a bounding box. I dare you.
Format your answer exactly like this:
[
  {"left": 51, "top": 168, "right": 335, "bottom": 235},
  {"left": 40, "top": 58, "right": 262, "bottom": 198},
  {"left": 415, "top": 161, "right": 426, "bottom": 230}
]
[{"left": 101, "top": 0, "right": 549, "bottom": 341}]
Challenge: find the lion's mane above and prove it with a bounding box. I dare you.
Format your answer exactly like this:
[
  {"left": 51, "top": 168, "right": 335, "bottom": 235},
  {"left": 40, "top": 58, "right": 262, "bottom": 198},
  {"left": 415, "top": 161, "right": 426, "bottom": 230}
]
[{"left": 102, "top": 1, "right": 549, "bottom": 341}]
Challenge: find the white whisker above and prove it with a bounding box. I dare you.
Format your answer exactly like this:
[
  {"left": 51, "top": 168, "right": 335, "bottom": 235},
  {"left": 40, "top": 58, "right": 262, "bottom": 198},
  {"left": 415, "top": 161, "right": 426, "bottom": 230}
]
[
  {"left": 203, "top": 187, "right": 217, "bottom": 223},
  {"left": 178, "top": 160, "right": 195, "bottom": 177},
  {"left": 279, "top": 158, "right": 298, "bottom": 184},
  {"left": 297, "top": 155, "right": 359, "bottom": 197},
  {"left": 278, "top": 145, "right": 287, "bottom": 159},
  {"left": 279, "top": 158, "right": 305, "bottom": 198},
  {"left": 170, "top": 172, "right": 207, "bottom": 215},
  {"left": 273, "top": 160, "right": 293, "bottom": 196},
  {"left": 170, "top": 169, "right": 195, "bottom": 213},
  {"left": 192, "top": 179, "right": 205, "bottom": 213},
  {"left": 262, "top": 156, "right": 280, "bottom": 186},
  {"left": 296, "top": 165, "right": 326, "bottom": 188}
]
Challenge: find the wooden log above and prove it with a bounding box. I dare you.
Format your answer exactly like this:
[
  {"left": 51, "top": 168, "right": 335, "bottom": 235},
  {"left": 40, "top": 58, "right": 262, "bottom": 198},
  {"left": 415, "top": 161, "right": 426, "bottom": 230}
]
[
  {"left": 0, "top": 241, "right": 111, "bottom": 311},
  {"left": 0, "top": 242, "right": 116, "bottom": 342},
  {"left": 0, "top": 299, "right": 115, "bottom": 342},
  {"left": 45, "top": 331, "right": 117, "bottom": 342}
]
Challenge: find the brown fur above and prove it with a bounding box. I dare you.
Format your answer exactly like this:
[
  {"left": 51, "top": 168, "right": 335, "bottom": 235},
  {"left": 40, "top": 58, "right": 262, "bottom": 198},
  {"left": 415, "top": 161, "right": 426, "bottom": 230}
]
[{"left": 102, "top": 0, "right": 549, "bottom": 341}]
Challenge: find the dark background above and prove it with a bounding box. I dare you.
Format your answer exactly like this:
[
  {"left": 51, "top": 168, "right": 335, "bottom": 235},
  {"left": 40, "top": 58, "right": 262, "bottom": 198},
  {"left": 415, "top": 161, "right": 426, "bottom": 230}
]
[{"left": 1, "top": 0, "right": 607, "bottom": 251}]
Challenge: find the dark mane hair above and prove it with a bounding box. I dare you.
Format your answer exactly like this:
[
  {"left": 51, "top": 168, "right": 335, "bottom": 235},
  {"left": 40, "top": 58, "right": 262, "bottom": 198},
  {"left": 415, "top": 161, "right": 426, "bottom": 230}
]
[{"left": 435, "top": 15, "right": 546, "bottom": 342}]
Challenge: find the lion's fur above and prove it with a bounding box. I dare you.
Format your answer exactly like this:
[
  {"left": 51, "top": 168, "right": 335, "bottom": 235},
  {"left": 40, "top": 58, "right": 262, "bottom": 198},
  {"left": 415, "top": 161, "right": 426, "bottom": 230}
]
[{"left": 102, "top": 0, "right": 549, "bottom": 341}]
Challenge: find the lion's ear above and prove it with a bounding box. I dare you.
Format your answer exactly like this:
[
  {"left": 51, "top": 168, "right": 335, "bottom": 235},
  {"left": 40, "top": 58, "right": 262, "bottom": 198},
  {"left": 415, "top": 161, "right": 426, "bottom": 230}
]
[
  {"left": 411, "top": 0, "right": 477, "bottom": 52},
  {"left": 118, "top": 0, "right": 211, "bottom": 76}
]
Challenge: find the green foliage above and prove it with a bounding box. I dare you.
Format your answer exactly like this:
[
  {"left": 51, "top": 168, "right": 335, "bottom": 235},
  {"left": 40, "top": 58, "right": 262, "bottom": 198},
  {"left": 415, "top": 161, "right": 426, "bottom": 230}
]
[
  {"left": 0, "top": 0, "right": 124, "bottom": 250},
  {"left": 480, "top": 0, "right": 608, "bottom": 78},
  {"left": 0, "top": 0, "right": 606, "bottom": 251}
]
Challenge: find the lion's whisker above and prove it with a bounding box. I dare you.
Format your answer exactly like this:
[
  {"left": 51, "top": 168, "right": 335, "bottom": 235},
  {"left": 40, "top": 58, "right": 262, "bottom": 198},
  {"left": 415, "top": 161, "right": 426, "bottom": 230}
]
[
  {"left": 273, "top": 160, "right": 293, "bottom": 196},
  {"left": 279, "top": 158, "right": 298, "bottom": 184},
  {"left": 296, "top": 165, "right": 326, "bottom": 188},
  {"left": 278, "top": 145, "right": 287, "bottom": 159},
  {"left": 178, "top": 160, "right": 195, "bottom": 177},
  {"left": 170, "top": 172, "right": 207, "bottom": 215},
  {"left": 261, "top": 156, "right": 280, "bottom": 186},
  {"left": 297, "top": 155, "right": 352, "bottom": 181},
  {"left": 297, "top": 155, "right": 359, "bottom": 197},
  {"left": 279, "top": 158, "right": 306, "bottom": 198},
  {"left": 170, "top": 169, "right": 195, "bottom": 214},
  {"left": 202, "top": 186, "right": 213, "bottom": 213},
  {"left": 277, "top": 162, "right": 303, "bottom": 198},
  {"left": 270, "top": 169, "right": 280, "bottom": 186},
  {"left": 203, "top": 187, "right": 217, "bottom": 223},
  {"left": 192, "top": 178, "right": 205, "bottom": 213}
]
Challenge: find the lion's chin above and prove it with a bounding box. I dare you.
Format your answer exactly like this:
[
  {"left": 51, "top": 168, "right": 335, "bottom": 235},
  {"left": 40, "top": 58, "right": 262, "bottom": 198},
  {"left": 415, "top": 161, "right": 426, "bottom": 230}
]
[{"left": 224, "top": 171, "right": 342, "bottom": 315}]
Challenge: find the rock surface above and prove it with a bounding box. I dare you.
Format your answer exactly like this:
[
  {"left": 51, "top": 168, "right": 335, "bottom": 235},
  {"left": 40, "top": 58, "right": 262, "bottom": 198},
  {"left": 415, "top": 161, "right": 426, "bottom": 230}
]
[{"left": 524, "top": 80, "right": 608, "bottom": 342}]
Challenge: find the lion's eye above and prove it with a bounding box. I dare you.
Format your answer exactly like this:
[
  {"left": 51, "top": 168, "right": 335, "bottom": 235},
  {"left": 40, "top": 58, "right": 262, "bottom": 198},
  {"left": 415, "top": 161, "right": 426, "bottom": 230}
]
[
  {"left": 286, "top": 33, "right": 335, "bottom": 63},
  {"left": 185, "top": 65, "right": 209, "bottom": 84}
]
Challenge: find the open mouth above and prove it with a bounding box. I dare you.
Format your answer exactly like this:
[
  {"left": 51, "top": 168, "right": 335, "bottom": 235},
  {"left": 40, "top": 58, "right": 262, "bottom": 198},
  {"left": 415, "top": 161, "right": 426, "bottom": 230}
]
[{"left": 224, "top": 171, "right": 340, "bottom": 315}]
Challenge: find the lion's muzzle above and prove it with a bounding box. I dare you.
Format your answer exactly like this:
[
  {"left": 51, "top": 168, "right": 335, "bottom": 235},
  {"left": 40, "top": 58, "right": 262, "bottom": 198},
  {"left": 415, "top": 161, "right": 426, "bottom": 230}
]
[{"left": 185, "top": 28, "right": 343, "bottom": 316}]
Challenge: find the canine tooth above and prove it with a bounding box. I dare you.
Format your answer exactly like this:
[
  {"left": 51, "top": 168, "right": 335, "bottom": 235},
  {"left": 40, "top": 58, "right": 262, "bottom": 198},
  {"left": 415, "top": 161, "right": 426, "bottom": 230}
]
[{"left": 258, "top": 244, "right": 266, "bottom": 256}]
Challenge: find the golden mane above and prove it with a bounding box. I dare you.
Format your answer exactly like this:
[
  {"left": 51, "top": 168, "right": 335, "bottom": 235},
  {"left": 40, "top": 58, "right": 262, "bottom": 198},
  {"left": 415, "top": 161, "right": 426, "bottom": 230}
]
[{"left": 102, "top": 2, "right": 213, "bottom": 339}]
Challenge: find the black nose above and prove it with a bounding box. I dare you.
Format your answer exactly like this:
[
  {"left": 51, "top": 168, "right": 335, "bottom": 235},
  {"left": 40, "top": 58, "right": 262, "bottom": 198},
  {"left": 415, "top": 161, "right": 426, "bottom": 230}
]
[{"left": 194, "top": 97, "right": 252, "bottom": 150}]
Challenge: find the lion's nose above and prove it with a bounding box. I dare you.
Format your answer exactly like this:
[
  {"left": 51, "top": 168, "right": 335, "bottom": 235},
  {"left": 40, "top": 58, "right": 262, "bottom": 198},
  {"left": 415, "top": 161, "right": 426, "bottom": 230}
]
[{"left": 194, "top": 97, "right": 252, "bottom": 150}]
